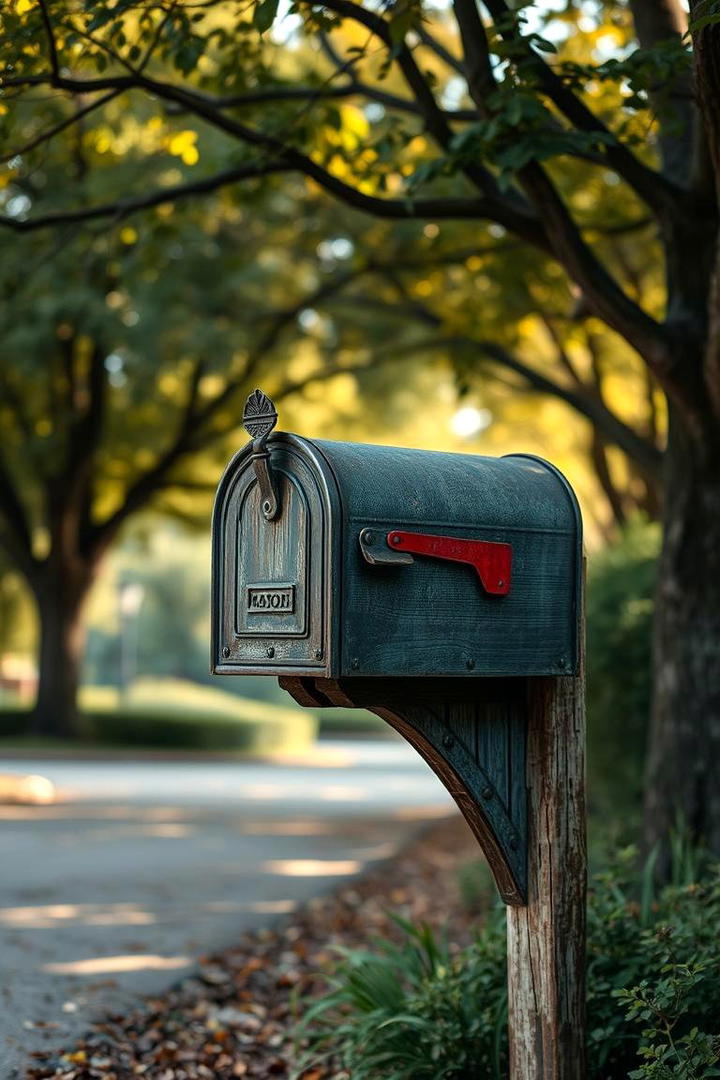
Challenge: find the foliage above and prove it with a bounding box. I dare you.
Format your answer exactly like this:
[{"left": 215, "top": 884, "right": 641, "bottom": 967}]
[
  {"left": 586, "top": 520, "right": 660, "bottom": 820},
  {"left": 294, "top": 914, "right": 508, "bottom": 1080},
  {"left": 312, "top": 707, "right": 388, "bottom": 736},
  {"left": 0, "top": 678, "right": 318, "bottom": 752},
  {"left": 297, "top": 852, "right": 720, "bottom": 1079}
]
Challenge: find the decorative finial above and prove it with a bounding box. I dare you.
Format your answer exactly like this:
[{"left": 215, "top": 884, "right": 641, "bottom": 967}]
[{"left": 243, "top": 388, "right": 278, "bottom": 442}]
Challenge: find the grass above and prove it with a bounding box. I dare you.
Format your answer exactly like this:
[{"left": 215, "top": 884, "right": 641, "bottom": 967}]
[{"left": 0, "top": 677, "right": 319, "bottom": 754}]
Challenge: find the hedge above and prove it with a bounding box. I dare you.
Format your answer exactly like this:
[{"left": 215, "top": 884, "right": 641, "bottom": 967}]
[{"left": 0, "top": 678, "right": 317, "bottom": 754}]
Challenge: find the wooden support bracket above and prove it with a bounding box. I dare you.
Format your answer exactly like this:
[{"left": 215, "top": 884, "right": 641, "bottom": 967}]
[{"left": 282, "top": 675, "right": 528, "bottom": 904}]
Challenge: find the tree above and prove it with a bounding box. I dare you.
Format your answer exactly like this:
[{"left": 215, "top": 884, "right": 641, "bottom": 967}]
[
  {"left": 281, "top": 208, "right": 666, "bottom": 530},
  {"left": 0, "top": 96, "right": 648, "bottom": 742},
  {"left": 1, "top": 0, "right": 719, "bottom": 860},
  {"left": 0, "top": 163, "right": 420, "bottom": 736}
]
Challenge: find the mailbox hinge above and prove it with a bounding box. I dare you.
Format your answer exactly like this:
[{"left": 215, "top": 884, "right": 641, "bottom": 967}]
[
  {"left": 243, "top": 389, "right": 280, "bottom": 521},
  {"left": 249, "top": 442, "right": 279, "bottom": 521}
]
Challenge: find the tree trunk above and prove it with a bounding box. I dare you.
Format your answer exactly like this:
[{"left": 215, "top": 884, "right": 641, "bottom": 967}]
[
  {"left": 644, "top": 408, "right": 720, "bottom": 866},
  {"left": 32, "top": 569, "right": 91, "bottom": 739}
]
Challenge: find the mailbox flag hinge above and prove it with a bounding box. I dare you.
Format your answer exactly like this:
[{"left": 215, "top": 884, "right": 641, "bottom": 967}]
[{"left": 360, "top": 528, "right": 512, "bottom": 596}]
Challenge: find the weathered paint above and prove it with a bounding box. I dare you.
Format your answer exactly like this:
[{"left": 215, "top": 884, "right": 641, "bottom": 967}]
[{"left": 211, "top": 433, "right": 582, "bottom": 678}]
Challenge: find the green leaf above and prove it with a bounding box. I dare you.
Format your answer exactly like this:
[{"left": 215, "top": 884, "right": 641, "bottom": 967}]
[{"left": 253, "top": 0, "right": 280, "bottom": 34}]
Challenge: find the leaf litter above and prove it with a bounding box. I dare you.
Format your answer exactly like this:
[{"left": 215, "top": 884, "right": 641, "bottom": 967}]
[{"left": 26, "top": 817, "right": 480, "bottom": 1080}]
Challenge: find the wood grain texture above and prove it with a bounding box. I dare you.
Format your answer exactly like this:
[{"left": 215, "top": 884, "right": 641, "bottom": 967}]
[{"left": 506, "top": 667, "right": 587, "bottom": 1079}]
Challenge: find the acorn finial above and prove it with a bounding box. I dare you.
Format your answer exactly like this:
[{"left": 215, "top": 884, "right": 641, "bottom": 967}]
[{"left": 243, "top": 388, "right": 278, "bottom": 442}]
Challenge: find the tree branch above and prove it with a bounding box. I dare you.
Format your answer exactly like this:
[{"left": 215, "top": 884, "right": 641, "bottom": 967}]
[
  {"left": 353, "top": 285, "right": 664, "bottom": 478},
  {"left": 0, "top": 90, "right": 121, "bottom": 166},
  {"left": 317, "top": 0, "right": 540, "bottom": 222},
  {"left": 37, "top": 0, "right": 60, "bottom": 79},
  {"left": 516, "top": 163, "right": 675, "bottom": 377},
  {"left": 452, "top": 0, "right": 496, "bottom": 112},
  {"left": 480, "top": 0, "right": 683, "bottom": 216},
  {"left": 212, "top": 81, "right": 476, "bottom": 121},
  {"left": 416, "top": 25, "right": 465, "bottom": 75},
  {"left": 0, "top": 163, "right": 286, "bottom": 232}
]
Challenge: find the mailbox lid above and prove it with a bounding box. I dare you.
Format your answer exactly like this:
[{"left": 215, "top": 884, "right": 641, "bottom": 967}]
[{"left": 310, "top": 439, "right": 582, "bottom": 678}]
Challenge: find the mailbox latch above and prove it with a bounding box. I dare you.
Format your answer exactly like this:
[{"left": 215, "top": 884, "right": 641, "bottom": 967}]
[{"left": 359, "top": 528, "right": 512, "bottom": 596}]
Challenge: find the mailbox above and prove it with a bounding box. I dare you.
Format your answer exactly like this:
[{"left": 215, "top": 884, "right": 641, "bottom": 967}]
[
  {"left": 211, "top": 390, "right": 582, "bottom": 680},
  {"left": 212, "top": 390, "right": 589, "bottom": 1061}
]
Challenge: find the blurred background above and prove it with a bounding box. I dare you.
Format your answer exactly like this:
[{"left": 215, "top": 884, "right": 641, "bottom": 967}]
[
  {"left": 0, "top": 7, "right": 670, "bottom": 1064},
  {"left": 0, "top": 231, "right": 659, "bottom": 831}
]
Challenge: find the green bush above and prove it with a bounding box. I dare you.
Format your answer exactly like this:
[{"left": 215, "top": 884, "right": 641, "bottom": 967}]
[
  {"left": 296, "top": 851, "right": 720, "bottom": 1080},
  {"left": 0, "top": 708, "right": 32, "bottom": 738},
  {"left": 316, "top": 707, "right": 390, "bottom": 737},
  {"left": 587, "top": 520, "right": 660, "bottom": 821},
  {"left": 1, "top": 678, "right": 318, "bottom": 753},
  {"left": 295, "top": 915, "right": 508, "bottom": 1080}
]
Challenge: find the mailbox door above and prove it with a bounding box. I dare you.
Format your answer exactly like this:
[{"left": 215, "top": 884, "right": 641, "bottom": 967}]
[{"left": 212, "top": 443, "right": 332, "bottom": 674}]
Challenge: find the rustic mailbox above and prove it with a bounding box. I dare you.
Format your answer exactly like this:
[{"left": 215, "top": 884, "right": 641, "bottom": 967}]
[
  {"left": 212, "top": 389, "right": 587, "bottom": 1078},
  {"left": 212, "top": 394, "right": 581, "bottom": 681}
]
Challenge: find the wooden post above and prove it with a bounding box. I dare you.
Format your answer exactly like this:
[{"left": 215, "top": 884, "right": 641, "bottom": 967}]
[
  {"left": 506, "top": 669, "right": 587, "bottom": 1079},
  {"left": 281, "top": 628, "right": 587, "bottom": 1078}
]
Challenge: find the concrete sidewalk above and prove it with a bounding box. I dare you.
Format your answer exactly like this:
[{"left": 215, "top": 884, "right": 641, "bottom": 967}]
[{"left": 0, "top": 743, "right": 452, "bottom": 1076}]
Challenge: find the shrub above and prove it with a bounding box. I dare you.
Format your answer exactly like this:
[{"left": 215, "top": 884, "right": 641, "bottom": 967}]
[
  {"left": 586, "top": 520, "right": 660, "bottom": 822},
  {"left": 315, "top": 707, "right": 390, "bottom": 737},
  {"left": 295, "top": 915, "right": 508, "bottom": 1080},
  {"left": 296, "top": 852, "right": 720, "bottom": 1080},
  {"left": 1, "top": 678, "right": 318, "bottom": 753}
]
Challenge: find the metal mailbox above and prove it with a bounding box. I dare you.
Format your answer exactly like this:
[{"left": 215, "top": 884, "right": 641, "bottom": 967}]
[
  {"left": 212, "top": 390, "right": 589, "bottom": 1063},
  {"left": 211, "top": 390, "right": 582, "bottom": 680}
]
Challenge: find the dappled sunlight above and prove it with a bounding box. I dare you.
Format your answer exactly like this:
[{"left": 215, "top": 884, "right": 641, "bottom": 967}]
[
  {"left": 200, "top": 898, "right": 297, "bottom": 916},
  {"left": 0, "top": 903, "right": 157, "bottom": 929},
  {"left": 241, "top": 899, "right": 297, "bottom": 915},
  {"left": 0, "top": 803, "right": 192, "bottom": 821},
  {"left": 241, "top": 784, "right": 290, "bottom": 800},
  {"left": 263, "top": 858, "right": 363, "bottom": 877},
  {"left": 42, "top": 954, "right": 191, "bottom": 976},
  {"left": 237, "top": 820, "right": 337, "bottom": 837},
  {"left": 0, "top": 773, "right": 56, "bottom": 805},
  {"left": 351, "top": 841, "right": 398, "bottom": 860},
  {"left": 316, "top": 785, "right": 369, "bottom": 801},
  {"left": 392, "top": 805, "right": 455, "bottom": 821},
  {"left": 61, "top": 822, "right": 195, "bottom": 842}
]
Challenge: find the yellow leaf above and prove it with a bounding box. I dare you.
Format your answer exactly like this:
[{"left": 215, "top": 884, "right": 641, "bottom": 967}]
[
  {"left": 120, "top": 226, "right": 137, "bottom": 244},
  {"left": 16, "top": 0, "right": 34, "bottom": 13},
  {"left": 340, "top": 104, "right": 369, "bottom": 140},
  {"left": 168, "top": 130, "right": 198, "bottom": 165}
]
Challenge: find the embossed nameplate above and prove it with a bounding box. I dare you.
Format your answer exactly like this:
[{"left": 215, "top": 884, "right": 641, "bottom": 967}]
[{"left": 246, "top": 584, "right": 295, "bottom": 614}]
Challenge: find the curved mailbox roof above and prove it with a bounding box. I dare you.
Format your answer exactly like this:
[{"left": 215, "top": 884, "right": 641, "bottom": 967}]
[{"left": 307, "top": 438, "right": 581, "bottom": 536}]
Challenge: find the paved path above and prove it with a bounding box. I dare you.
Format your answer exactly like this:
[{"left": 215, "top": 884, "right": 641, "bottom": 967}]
[{"left": 0, "top": 742, "right": 452, "bottom": 1076}]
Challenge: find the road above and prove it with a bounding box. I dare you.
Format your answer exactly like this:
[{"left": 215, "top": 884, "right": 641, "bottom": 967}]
[{"left": 0, "top": 742, "right": 452, "bottom": 1077}]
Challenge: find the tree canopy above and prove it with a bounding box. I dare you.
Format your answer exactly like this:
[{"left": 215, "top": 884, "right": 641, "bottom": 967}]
[{"left": 2, "top": 0, "right": 720, "bottom": 864}]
